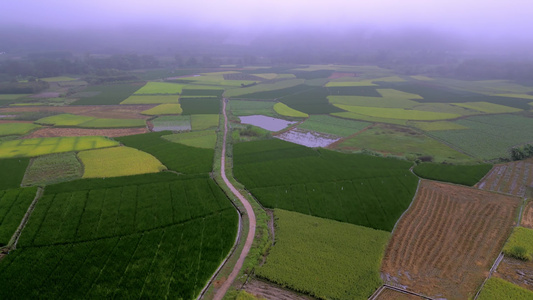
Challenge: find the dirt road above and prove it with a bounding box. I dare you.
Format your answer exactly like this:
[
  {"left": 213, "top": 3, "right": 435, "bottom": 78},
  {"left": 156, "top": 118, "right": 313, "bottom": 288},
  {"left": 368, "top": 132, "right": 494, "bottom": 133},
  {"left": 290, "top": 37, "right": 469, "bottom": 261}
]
[{"left": 212, "top": 99, "right": 257, "bottom": 300}]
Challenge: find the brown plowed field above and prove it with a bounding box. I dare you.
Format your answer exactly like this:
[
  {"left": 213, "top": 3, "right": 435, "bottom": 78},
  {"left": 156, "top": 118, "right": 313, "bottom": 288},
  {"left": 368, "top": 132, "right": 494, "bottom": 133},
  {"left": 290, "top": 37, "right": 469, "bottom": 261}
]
[
  {"left": 0, "top": 105, "right": 155, "bottom": 119},
  {"left": 375, "top": 288, "right": 425, "bottom": 300},
  {"left": 476, "top": 159, "right": 533, "bottom": 197},
  {"left": 494, "top": 257, "right": 533, "bottom": 291},
  {"left": 522, "top": 201, "right": 533, "bottom": 229},
  {"left": 381, "top": 180, "right": 520, "bottom": 299},
  {"left": 22, "top": 127, "right": 148, "bottom": 138}
]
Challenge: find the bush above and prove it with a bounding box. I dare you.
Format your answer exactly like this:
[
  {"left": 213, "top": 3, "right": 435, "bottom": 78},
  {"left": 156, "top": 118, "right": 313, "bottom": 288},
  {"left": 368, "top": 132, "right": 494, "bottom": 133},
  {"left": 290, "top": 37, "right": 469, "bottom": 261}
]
[{"left": 507, "top": 246, "right": 530, "bottom": 261}]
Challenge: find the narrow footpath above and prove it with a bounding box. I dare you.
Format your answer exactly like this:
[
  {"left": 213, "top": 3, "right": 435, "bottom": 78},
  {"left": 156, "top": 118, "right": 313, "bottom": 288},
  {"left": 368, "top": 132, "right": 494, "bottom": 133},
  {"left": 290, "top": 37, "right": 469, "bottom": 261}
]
[{"left": 213, "top": 99, "right": 256, "bottom": 300}]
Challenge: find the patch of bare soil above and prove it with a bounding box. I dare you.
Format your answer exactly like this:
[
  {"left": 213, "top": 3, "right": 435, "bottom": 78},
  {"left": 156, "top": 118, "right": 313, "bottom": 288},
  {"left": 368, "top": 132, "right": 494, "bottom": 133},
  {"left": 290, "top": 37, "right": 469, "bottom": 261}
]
[
  {"left": 22, "top": 127, "right": 147, "bottom": 138},
  {"left": 0, "top": 105, "right": 156, "bottom": 120},
  {"left": 244, "top": 279, "right": 315, "bottom": 300},
  {"left": 476, "top": 159, "right": 533, "bottom": 197},
  {"left": 381, "top": 180, "right": 521, "bottom": 299},
  {"left": 494, "top": 257, "right": 533, "bottom": 291},
  {"left": 375, "top": 287, "right": 425, "bottom": 300},
  {"left": 522, "top": 201, "right": 533, "bottom": 229},
  {"left": 328, "top": 72, "right": 355, "bottom": 79}
]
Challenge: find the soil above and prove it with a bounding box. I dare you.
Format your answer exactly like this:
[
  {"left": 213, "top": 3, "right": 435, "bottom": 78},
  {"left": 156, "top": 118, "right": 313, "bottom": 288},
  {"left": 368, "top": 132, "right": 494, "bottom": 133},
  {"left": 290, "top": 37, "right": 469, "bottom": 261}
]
[
  {"left": 375, "top": 287, "right": 425, "bottom": 300},
  {"left": 476, "top": 159, "right": 533, "bottom": 197},
  {"left": 328, "top": 72, "right": 355, "bottom": 79},
  {"left": 494, "top": 257, "right": 533, "bottom": 291},
  {"left": 0, "top": 105, "right": 156, "bottom": 120},
  {"left": 521, "top": 201, "right": 533, "bottom": 229},
  {"left": 22, "top": 127, "right": 148, "bottom": 138},
  {"left": 243, "top": 279, "right": 315, "bottom": 300},
  {"left": 381, "top": 180, "right": 521, "bottom": 299}
]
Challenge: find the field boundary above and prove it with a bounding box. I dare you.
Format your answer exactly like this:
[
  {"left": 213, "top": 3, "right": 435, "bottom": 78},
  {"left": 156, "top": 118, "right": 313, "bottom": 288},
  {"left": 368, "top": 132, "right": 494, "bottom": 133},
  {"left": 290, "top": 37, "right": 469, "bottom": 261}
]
[
  {"left": 390, "top": 178, "right": 421, "bottom": 235},
  {"left": 368, "top": 285, "right": 435, "bottom": 300},
  {"left": 473, "top": 253, "right": 505, "bottom": 300},
  {"left": 7, "top": 187, "right": 44, "bottom": 250}
]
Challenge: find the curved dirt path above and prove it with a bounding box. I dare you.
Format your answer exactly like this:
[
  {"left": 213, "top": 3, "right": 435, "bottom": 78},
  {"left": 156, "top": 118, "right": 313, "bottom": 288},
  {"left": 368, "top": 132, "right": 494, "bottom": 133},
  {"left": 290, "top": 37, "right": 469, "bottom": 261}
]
[{"left": 213, "top": 99, "right": 256, "bottom": 300}]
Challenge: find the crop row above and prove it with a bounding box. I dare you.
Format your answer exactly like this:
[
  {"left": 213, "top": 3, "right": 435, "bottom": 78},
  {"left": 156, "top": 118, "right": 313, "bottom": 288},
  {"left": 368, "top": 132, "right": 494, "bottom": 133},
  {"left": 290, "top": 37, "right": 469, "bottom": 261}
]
[{"left": 0, "top": 187, "right": 37, "bottom": 245}]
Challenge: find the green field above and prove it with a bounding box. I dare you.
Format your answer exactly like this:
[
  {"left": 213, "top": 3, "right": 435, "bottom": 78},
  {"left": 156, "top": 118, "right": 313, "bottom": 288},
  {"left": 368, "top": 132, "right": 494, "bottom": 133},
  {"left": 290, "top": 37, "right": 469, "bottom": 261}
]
[
  {"left": 72, "top": 83, "right": 143, "bottom": 105},
  {"left": 325, "top": 80, "right": 377, "bottom": 87},
  {"left": 334, "top": 104, "right": 461, "bottom": 120},
  {"left": 230, "top": 100, "right": 276, "bottom": 116},
  {"left": 297, "top": 115, "right": 370, "bottom": 137},
  {"left": 225, "top": 80, "right": 306, "bottom": 98},
  {"left": 234, "top": 139, "right": 418, "bottom": 231},
  {"left": 151, "top": 115, "right": 191, "bottom": 131},
  {"left": 35, "top": 113, "right": 146, "bottom": 128},
  {"left": 256, "top": 209, "right": 389, "bottom": 300},
  {"left": 40, "top": 76, "right": 78, "bottom": 82},
  {"left": 452, "top": 102, "right": 522, "bottom": 113},
  {"left": 0, "top": 187, "right": 37, "bottom": 246},
  {"left": 478, "top": 278, "right": 533, "bottom": 300},
  {"left": 0, "top": 123, "right": 40, "bottom": 136},
  {"left": 331, "top": 111, "right": 409, "bottom": 125},
  {"left": 180, "top": 97, "right": 220, "bottom": 115},
  {"left": 409, "top": 120, "right": 469, "bottom": 131},
  {"left": 0, "top": 157, "right": 31, "bottom": 189},
  {"left": 191, "top": 114, "right": 219, "bottom": 130},
  {"left": 0, "top": 136, "right": 118, "bottom": 159},
  {"left": 273, "top": 102, "right": 308, "bottom": 118},
  {"left": 429, "top": 115, "right": 533, "bottom": 160},
  {"left": 22, "top": 152, "right": 83, "bottom": 186},
  {"left": 181, "top": 88, "right": 224, "bottom": 97},
  {"left": 141, "top": 103, "right": 183, "bottom": 115},
  {"left": 280, "top": 87, "right": 344, "bottom": 114},
  {"left": 0, "top": 94, "right": 31, "bottom": 100},
  {"left": 1, "top": 174, "right": 237, "bottom": 299},
  {"left": 116, "top": 132, "right": 213, "bottom": 174},
  {"left": 162, "top": 130, "right": 217, "bottom": 149},
  {"left": 78, "top": 146, "right": 166, "bottom": 178},
  {"left": 120, "top": 95, "right": 178, "bottom": 104},
  {"left": 134, "top": 82, "right": 185, "bottom": 94},
  {"left": 503, "top": 227, "right": 533, "bottom": 261},
  {"left": 328, "top": 95, "right": 418, "bottom": 108},
  {"left": 412, "top": 163, "right": 492, "bottom": 186},
  {"left": 337, "top": 124, "right": 473, "bottom": 163}
]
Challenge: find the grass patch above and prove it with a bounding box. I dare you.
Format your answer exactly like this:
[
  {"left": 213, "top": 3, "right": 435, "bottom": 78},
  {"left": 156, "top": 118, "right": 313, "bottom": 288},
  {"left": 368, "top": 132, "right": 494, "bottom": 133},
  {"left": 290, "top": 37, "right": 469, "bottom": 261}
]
[
  {"left": 452, "top": 102, "right": 522, "bottom": 113},
  {"left": 78, "top": 146, "right": 166, "bottom": 178},
  {"left": 22, "top": 152, "right": 82, "bottom": 186},
  {"left": 141, "top": 103, "right": 182, "bottom": 115},
  {"left": 133, "top": 81, "right": 185, "bottom": 94},
  {"left": 191, "top": 114, "right": 219, "bottom": 130},
  {"left": 162, "top": 130, "right": 217, "bottom": 149},
  {"left": 0, "top": 136, "right": 118, "bottom": 159},
  {"left": 116, "top": 132, "right": 213, "bottom": 174},
  {"left": 256, "top": 209, "right": 389, "bottom": 300},
  {"left": 0, "top": 187, "right": 37, "bottom": 246},
  {"left": 120, "top": 95, "right": 178, "bottom": 104},
  {"left": 298, "top": 115, "right": 370, "bottom": 137},
  {"left": 273, "top": 102, "right": 308, "bottom": 118},
  {"left": 180, "top": 97, "right": 220, "bottom": 115},
  {"left": 0, "top": 123, "right": 40, "bottom": 136},
  {"left": 72, "top": 83, "right": 142, "bottom": 105},
  {"left": 413, "top": 163, "right": 492, "bottom": 186},
  {"left": 503, "top": 227, "right": 533, "bottom": 261},
  {"left": 478, "top": 278, "right": 533, "bottom": 300}
]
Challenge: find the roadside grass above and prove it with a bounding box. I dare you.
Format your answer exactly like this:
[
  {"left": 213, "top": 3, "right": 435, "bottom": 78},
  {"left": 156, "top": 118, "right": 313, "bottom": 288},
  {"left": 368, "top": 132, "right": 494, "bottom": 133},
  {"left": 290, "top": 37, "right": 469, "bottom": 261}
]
[
  {"left": 413, "top": 162, "right": 492, "bottom": 186},
  {"left": 0, "top": 136, "right": 119, "bottom": 159},
  {"left": 78, "top": 146, "right": 166, "bottom": 178},
  {"left": 22, "top": 152, "right": 82, "bottom": 186},
  {"left": 256, "top": 209, "right": 389, "bottom": 300}
]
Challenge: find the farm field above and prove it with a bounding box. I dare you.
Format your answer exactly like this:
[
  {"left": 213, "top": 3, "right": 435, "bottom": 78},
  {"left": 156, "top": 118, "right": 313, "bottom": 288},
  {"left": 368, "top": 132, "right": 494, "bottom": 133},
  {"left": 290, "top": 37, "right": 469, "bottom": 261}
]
[
  {"left": 476, "top": 159, "right": 533, "bottom": 197},
  {"left": 273, "top": 102, "right": 308, "bottom": 118},
  {"left": 523, "top": 201, "right": 533, "bottom": 229},
  {"left": 429, "top": 115, "right": 533, "bottom": 160},
  {"left": 452, "top": 101, "right": 522, "bottom": 113},
  {"left": 190, "top": 114, "right": 219, "bottom": 130},
  {"left": 23, "top": 127, "right": 148, "bottom": 138},
  {"left": 0, "top": 157, "right": 31, "bottom": 189},
  {"left": 297, "top": 115, "right": 370, "bottom": 137},
  {"left": 0, "top": 174, "right": 238, "bottom": 299},
  {"left": 0, "top": 136, "right": 118, "bottom": 159},
  {"left": 478, "top": 278, "right": 533, "bottom": 300},
  {"left": 374, "top": 288, "right": 425, "bottom": 300},
  {"left": 151, "top": 115, "right": 191, "bottom": 131},
  {"left": 233, "top": 139, "right": 418, "bottom": 231},
  {"left": 493, "top": 257, "right": 533, "bottom": 292},
  {"left": 381, "top": 180, "right": 520, "bottom": 299},
  {"left": 230, "top": 100, "right": 276, "bottom": 116},
  {"left": 333, "top": 104, "right": 461, "bottom": 120},
  {"left": 120, "top": 95, "right": 178, "bottom": 104},
  {"left": 222, "top": 79, "right": 306, "bottom": 98},
  {"left": 413, "top": 162, "right": 492, "bottom": 186},
  {"left": 0, "top": 187, "right": 37, "bottom": 245},
  {"left": 116, "top": 132, "right": 214, "bottom": 174},
  {"left": 503, "top": 227, "right": 533, "bottom": 260},
  {"left": 0, "top": 123, "right": 40, "bottom": 136},
  {"left": 279, "top": 87, "right": 342, "bottom": 114},
  {"left": 336, "top": 124, "right": 473, "bottom": 163},
  {"left": 1, "top": 105, "right": 152, "bottom": 120},
  {"left": 239, "top": 115, "right": 296, "bottom": 132},
  {"left": 256, "top": 209, "right": 389, "bottom": 300},
  {"left": 276, "top": 128, "right": 340, "bottom": 148},
  {"left": 22, "top": 152, "right": 82, "bottom": 186},
  {"left": 78, "top": 146, "right": 166, "bottom": 178},
  {"left": 162, "top": 130, "right": 217, "bottom": 149},
  {"left": 72, "top": 83, "right": 143, "bottom": 105},
  {"left": 141, "top": 103, "right": 182, "bottom": 115},
  {"left": 133, "top": 82, "right": 184, "bottom": 94},
  {"left": 408, "top": 120, "right": 468, "bottom": 131},
  {"left": 180, "top": 97, "right": 220, "bottom": 115},
  {"left": 35, "top": 113, "right": 146, "bottom": 128}
]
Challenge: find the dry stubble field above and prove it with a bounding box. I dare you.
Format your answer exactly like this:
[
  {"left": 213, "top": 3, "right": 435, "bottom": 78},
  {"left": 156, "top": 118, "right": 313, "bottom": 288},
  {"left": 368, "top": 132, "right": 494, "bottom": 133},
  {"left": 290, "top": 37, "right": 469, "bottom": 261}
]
[{"left": 381, "top": 180, "right": 521, "bottom": 299}]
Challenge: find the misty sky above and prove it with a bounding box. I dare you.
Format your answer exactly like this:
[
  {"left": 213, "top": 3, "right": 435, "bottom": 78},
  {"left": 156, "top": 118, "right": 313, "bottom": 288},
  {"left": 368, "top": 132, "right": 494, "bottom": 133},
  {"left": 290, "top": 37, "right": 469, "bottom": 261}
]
[{"left": 2, "top": 0, "right": 532, "bottom": 36}]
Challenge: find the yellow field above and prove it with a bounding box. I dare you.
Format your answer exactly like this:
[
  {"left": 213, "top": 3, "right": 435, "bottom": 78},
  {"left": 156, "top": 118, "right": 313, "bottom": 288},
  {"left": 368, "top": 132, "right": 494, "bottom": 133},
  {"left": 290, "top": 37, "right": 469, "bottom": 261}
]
[
  {"left": 274, "top": 103, "right": 309, "bottom": 118},
  {"left": 141, "top": 104, "right": 183, "bottom": 115},
  {"left": 78, "top": 146, "right": 166, "bottom": 178},
  {"left": 452, "top": 102, "right": 522, "bottom": 113},
  {"left": 0, "top": 136, "right": 118, "bottom": 158}
]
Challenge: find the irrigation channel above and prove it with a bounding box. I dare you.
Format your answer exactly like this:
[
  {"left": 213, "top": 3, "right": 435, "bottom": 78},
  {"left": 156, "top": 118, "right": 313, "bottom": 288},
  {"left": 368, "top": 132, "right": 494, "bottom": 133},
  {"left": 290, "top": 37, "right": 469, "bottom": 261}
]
[{"left": 212, "top": 99, "right": 257, "bottom": 300}]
